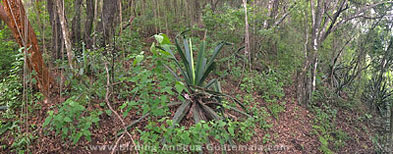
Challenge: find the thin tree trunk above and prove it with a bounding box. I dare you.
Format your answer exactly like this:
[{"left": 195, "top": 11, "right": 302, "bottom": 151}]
[
  {"left": 193, "top": 0, "right": 200, "bottom": 25},
  {"left": 0, "top": 0, "right": 54, "bottom": 96},
  {"left": 118, "top": 0, "right": 122, "bottom": 36},
  {"left": 46, "top": 0, "right": 62, "bottom": 59},
  {"left": 56, "top": 0, "right": 74, "bottom": 70},
  {"left": 85, "top": 0, "right": 94, "bottom": 49},
  {"left": 391, "top": 103, "right": 393, "bottom": 154},
  {"left": 93, "top": 0, "right": 99, "bottom": 48},
  {"left": 71, "top": 0, "right": 82, "bottom": 48},
  {"left": 102, "top": 0, "right": 118, "bottom": 46},
  {"left": 242, "top": 0, "right": 251, "bottom": 70},
  {"left": 297, "top": 7, "right": 309, "bottom": 105}
]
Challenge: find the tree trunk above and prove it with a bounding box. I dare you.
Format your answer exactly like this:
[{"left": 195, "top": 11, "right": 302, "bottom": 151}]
[
  {"left": 46, "top": 0, "right": 63, "bottom": 59},
  {"left": 102, "top": 0, "right": 118, "bottom": 46},
  {"left": 71, "top": 0, "right": 82, "bottom": 49},
  {"left": 84, "top": 0, "right": 95, "bottom": 49},
  {"left": 0, "top": 3, "right": 8, "bottom": 26},
  {"left": 0, "top": 0, "right": 54, "bottom": 96},
  {"left": 193, "top": 0, "right": 200, "bottom": 25},
  {"left": 0, "top": 5, "right": 4, "bottom": 29},
  {"left": 391, "top": 103, "right": 393, "bottom": 154},
  {"left": 56, "top": 0, "right": 74, "bottom": 70},
  {"left": 242, "top": 0, "right": 251, "bottom": 70}
]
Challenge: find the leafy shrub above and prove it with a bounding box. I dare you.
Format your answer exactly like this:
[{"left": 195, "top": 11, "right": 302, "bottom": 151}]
[
  {"left": 43, "top": 97, "right": 102, "bottom": 144},
  {"left": 138, "top": 119, "right": 210, "bottom": 153},
  {"left": 310, "top": 92, "right": 349, "bottom": 154},
  {"left": 138, "top": 117, "right": 256, "bottom": 153},
  {"left": 0, "top": 48, "right": 23, "bottom": 119},
  {"left": 241, "top": 69, "right": 285, "bottom": 118},
  {"left": 242, "top": 70, "right": 285, "bottom": 101},
  {"left": 0, "top": 29, "right": 18, "bottom": 77}
]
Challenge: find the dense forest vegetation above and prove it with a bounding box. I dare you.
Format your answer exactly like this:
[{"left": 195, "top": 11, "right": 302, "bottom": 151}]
[{"left": 0, "top": 0, "right": 393, "bottom": 153}]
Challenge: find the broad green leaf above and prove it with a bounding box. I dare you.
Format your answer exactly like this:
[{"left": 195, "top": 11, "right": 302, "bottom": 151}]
[
  {"left": 175, "top": 81, "right": 188, "bottom": 94},
  {"left": 64, "top": 117, "right": 72, "bottom": 122},
  {"left": 228, "top": 127, "right": 235, "bottom": 136},
  {"left": 154, "top": 34, "right": 164, "bottom": 44},
  {"left": 133, "top": 55, "right": 144, "bottom": 65}
]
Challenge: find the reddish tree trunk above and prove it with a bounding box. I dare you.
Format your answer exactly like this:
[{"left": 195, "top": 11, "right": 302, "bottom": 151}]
[{"left": 0, "top": 0, "right": 54, "bottom": 96}]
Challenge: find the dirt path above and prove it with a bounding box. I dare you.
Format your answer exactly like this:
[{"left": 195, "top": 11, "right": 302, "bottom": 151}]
[{"left": 246, "top": 87, "right": 320, "bottom": 153}]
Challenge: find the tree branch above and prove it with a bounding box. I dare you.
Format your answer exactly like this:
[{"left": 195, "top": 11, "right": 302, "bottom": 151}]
[
  {"left": 319, "top": 0, "right": 347, "bottom": 43},
  {"left": 272, "top": 3, "right": 296, "bottom": 27},
  {"left": 330, "top": 1, "right": 393, "bottom": 35}
]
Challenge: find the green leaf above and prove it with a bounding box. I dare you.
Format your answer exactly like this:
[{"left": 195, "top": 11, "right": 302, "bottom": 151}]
[
  {"left": 154, "top": 34, "right": 164, "bottom": 44},
  {"left": 154, "top": 33, "right": 171, "bottom": 45},
  {"left": 195, "top": 41, "right": 207, "bottom": 85},
  {"left": 133, "top": 55, "right": 144, "bottom": 65},
  {"left": 319, "top": 136, "right": 328, "bottom": 146},
  {"left": 64, "top": 117, "right": 72, "bottom": 122},
  {"left": 199, "top": 42, "right": 228, "bottom": 84},
  {"left": 164, "top": 64, "right": 181, "bottom": 81},
  {"left": 228, "top": 126, "right": 235, "bottom": 136},
  {"left": 175, "top": 81, "right": 187, "bottom": 93},
  {"left": 158, "top": 43, "right": 191, "bottom": 84},
  {"left": 43, "top": 112, "right": 53, "bottom": 127},
  {"left": 205, "top": 79, "right": 217, "bottom": 89},
  {"left": 31, "top": 78, "right": 37, "bottom": 84},
  {"left": 73, "top": 132, "right": 83, "bottom": 144},
  {"left": 105, "top": 109, "right": 112, "bottom": 116}
]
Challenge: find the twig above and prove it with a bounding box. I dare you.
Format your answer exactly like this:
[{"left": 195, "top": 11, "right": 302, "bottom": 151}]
[
  {"left": 111, "top": 133, "right": 125, "bottom": 154},
  {"left": 104, "top": 62, "right": 138, "bottom": 154}
]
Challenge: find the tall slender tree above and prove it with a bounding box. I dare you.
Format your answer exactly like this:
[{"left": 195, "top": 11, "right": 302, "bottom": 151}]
[{"left": 56, "top": 0, "right": 74, "bottom": 70}]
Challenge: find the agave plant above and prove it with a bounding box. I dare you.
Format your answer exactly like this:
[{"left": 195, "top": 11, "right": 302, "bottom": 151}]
[{"left": 155, "top": 33, "right": 250, "bottom": 126}]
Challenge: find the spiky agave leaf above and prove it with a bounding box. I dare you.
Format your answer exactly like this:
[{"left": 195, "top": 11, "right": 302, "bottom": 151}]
[
  {"left": 171, "top": 101, "right": 191, "bottom": 127},
  {"left": 200, "top": 103, "right": 222, "bottom": 121},
  {"left": 192, "top": 103, "right": 206, "bottom": 123},
  {"left": 197, "top": 42, "right": 228, "bottom": 85},
  {"left": 174, "top": 38, "right": 193, "bottom": 85},
  {"left": 156, "top": 45, "right": 191, "bottom": 84},
  {"left": 195, "top": 41, "right": 207, "bottom": 86}
]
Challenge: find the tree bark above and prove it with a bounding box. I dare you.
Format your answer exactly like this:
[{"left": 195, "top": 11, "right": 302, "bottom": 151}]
[
  {"left": 84, "top": 0, "right": 95, "bottom": 49},
  {"left": 71, "top": 0, "right": 82, "bottom": 48},
  {"left": 391, "top": 102, "right": 393, "bottom": 154},
  {"left": 0, "top": 0, "right": 54, "bottom": 96},
  {"left": 56, "top": 0, "right": 74, "bottom": 70},
  {"left": 46, "top": 0, "right": 62, "bottom": 59},
  {"left": 193, "top": 0, "right": 200, "bottom": 24},
  {"left": 102, "top": 0, "right": 118, "bottom": 46},
  {"left": 242, "top": 0, "right": 251, "bottom": 70}
]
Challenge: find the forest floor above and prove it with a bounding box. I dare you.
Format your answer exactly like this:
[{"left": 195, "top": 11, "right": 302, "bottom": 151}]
[
  {"left": 0, "top": 61, "right": 375, "bottom": 153},
  {"left": 1, "top": 85, "right": 375, "bottom": 153},
  {"left": 247, "top": 86, "right": 321, "bottom": 153}
]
